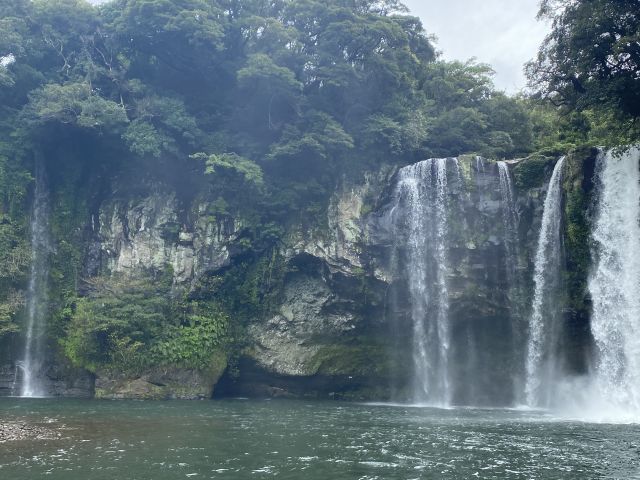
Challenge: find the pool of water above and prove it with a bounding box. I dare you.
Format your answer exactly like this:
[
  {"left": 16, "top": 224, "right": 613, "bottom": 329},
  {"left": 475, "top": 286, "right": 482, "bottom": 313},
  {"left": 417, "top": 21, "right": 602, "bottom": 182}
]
[{"left": 1, "top": 398, "right": 639, "bottom": 479}]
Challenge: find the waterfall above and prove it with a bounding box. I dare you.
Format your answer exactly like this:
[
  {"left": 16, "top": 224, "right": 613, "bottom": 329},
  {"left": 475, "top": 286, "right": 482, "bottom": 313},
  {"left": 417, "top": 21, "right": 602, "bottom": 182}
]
[
  {"left": 20, "top": 162, "right": 51, "bottom": 398},
  {"left": 393, "top": 158, "right": 453, "bottom": 406},
  {"left": 588, "top": 148, "right": 640, "bottom": 415},
  {"left": 497, "top": 162, "right": 519, "bottom": 280},
  {"left": 525, "top": 157, "right": 566, "bottom": 408},
  {"left": 497, "top": 161, "right": 525, "bottom": 402}
]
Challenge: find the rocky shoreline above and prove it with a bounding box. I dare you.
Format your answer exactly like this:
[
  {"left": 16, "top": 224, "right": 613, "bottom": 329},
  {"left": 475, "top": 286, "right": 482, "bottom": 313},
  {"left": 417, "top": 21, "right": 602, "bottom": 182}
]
[{"left": 0, "top": 421, "right": 61, "bottom": 442}]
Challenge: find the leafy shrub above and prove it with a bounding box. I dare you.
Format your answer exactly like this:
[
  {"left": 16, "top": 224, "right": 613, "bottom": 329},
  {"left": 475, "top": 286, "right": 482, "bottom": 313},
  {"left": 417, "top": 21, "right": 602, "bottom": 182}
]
[
  {"left": 61, "top": 272, "right": 229, "bottom": 374},
  {"left": 149, "top": 303, "right": 228, "bottom": 370}
]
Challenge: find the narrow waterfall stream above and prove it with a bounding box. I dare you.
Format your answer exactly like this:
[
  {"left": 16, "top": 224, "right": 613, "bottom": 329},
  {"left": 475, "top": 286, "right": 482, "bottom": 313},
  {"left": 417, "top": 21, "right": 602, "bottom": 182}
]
[
  {"left": 20, "top": 163, "right": 51, "bottom": 398},
  {"left": 497, "top": 162, "right": 519, "bottom": 286},
  {"left": 497, "top": 161, "right": 525, "bottom": 402},
  {"left": 525, "top": 157, "right": 566, "bottom": 408},
  {"left": 588, "top": 148, "right": 640, "bottom": 417},
  {"left": 393, "top": 158, "right": 453, "bottom": 406}
]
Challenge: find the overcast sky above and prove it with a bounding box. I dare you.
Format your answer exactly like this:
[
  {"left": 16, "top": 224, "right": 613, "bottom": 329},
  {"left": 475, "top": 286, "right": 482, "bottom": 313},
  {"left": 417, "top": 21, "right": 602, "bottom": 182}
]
[{"left": 403, "top": 0, "right": 550, "bottom": 93}]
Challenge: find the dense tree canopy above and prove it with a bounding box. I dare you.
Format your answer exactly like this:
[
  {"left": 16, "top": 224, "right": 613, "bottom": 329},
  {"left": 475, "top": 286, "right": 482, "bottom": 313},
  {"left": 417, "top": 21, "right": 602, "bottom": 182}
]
[
  {"left": 528, "top": 0, "right": 640, "bottom": 145},
  {"left": 0, "top": 0, "right": 535, "bottom": 173},
  {"left": 7, "top": 0, "right": 632, "bottom": 362}
]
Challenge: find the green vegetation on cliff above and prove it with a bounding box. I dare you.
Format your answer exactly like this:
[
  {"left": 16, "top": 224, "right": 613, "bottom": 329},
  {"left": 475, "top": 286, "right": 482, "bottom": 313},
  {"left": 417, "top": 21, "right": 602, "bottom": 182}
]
[
  {"left": 0, "top": 0, "right": 542, "bottom": 357},
  {"left": 0, "top": 0, "right": 637, "bottom": 388},
  {"left": 62, "top": 271, "right": 229, "bottom": 374},
  {"left": 0, "top": 146, "right": 30, "bottom": 337}
]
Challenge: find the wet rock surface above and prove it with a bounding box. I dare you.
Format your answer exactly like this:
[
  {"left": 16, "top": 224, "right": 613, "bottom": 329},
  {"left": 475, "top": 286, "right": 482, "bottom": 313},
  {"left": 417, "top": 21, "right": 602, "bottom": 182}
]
[{"left": 94, "top": 361, "right": 227, "bottom": 400}]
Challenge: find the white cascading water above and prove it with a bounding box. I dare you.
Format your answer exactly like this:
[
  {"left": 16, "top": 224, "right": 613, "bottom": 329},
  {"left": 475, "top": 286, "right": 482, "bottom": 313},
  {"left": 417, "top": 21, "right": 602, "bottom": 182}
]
[
  {"left": 498, "top": 161, "right": 525, "bottom": 403},
  {"left": 587, "top": 148, "right": 640, "bottom": 418},
  {"left": 498, "top": 161, "right": 520, "bottom": 287},
  {"left": 393, "top": 158, "right": 453, "bottom": 406},
  {"left": 20, "top": 162, "right": 51, "bottom": 397},
  {"left": 525, "top": 157, "right": 565, "bottom": 408}
]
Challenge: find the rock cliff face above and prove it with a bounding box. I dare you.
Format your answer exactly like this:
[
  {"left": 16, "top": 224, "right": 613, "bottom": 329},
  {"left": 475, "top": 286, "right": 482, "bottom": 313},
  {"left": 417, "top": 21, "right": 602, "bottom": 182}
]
[
  {"left": 217, "top": 156, "right": 563, "bottom": 402},
  {"left": 221, "top": 171, "right": 395, "bottom": 399},
  {"left": 91, "top": 190, "right": 240, "bottom": 285},
  {"left": 78, "top": 186, "right": 235, "bottom": 398},
  {"left": 76, "top": 166, "right": 400, "bottom": 400},
  {"left": 4, "top": 153, "right": 592, "bottom": 401},
  {"left": 0, "top": 363, "right": 93, "bottom": 398}
]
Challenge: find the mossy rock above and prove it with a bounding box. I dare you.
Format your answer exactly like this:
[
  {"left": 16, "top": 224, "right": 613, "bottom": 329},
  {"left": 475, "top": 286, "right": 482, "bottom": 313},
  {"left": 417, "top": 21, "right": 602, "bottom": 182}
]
[
  {"left": 94, "top": 350, "right": 228, "bottom": 400},
  {"left": 457, "top": 155, "right": 475, "bottom": 188},
  {"left": 561, "top": 147, "right": 598, "bottom": 312},
  {"left": 513, "top": 155, "right": 556, "bottom": 189},
  {"left": 309, "top": 343, "right": 391, "bottom": 378}
]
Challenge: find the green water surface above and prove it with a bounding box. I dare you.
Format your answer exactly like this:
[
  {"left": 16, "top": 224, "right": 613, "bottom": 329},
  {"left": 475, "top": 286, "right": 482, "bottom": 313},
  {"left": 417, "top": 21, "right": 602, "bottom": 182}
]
[{"left": 0, "top": 398, "right": 639, "bottom": 479}]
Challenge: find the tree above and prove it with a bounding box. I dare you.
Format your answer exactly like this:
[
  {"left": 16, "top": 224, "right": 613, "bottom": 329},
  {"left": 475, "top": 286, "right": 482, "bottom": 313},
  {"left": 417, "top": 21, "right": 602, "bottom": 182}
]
[
  {"left": 527, "top": 0, "right": 640, "bottom": 143},
  {"left": 236, "top": 53, "right": 302, "bottom": 131},
  {"left": 23, "top": 81, "right": 128, "bottom": 130},
  {"left": 418, "top": 59, "right": 534, "bottom": 158},
  {"left": 1, "top": 0, "right": 559, "bottom": 366}
]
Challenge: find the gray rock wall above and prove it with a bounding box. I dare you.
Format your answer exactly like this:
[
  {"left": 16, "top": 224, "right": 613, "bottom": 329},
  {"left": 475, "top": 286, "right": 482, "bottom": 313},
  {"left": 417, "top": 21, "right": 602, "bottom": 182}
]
[{"left": 3, "top": 155, "right": 562, "bottom": 401}]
